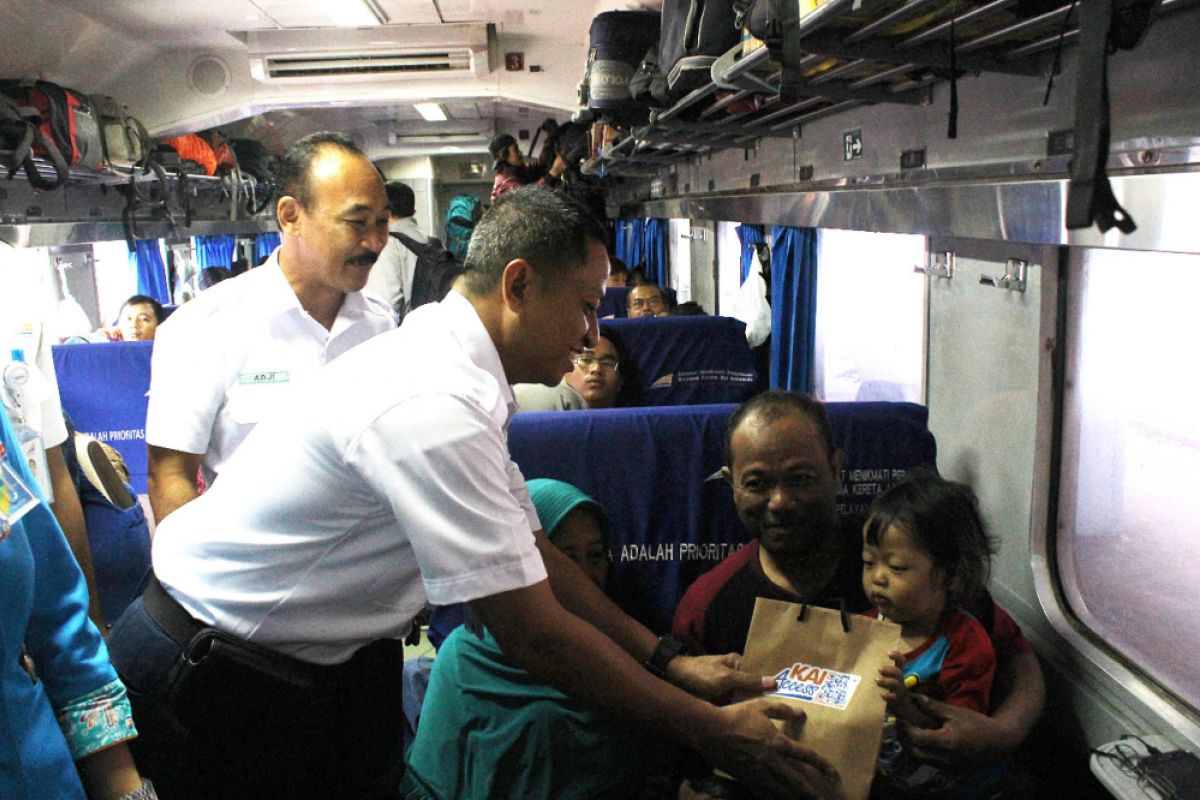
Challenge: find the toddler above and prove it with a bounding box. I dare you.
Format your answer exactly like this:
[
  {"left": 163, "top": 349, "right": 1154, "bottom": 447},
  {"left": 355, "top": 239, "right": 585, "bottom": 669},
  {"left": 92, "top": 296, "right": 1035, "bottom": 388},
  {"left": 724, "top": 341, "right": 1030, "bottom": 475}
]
[{"left": 862, "top": 471, "right": 1001, "bottom": 798}]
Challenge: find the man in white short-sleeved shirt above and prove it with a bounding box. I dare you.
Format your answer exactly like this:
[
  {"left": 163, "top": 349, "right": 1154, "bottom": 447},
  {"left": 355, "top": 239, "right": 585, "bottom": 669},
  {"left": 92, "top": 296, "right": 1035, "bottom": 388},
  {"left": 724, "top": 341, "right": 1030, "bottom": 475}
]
[
  {"left": 107, "top": 188, "right": 836, "bottom": 800},
  {"left": 143, "top": 132, "right": 394, "bottom": 524},
  {"left": 364, "top": 180, "right": 430, "bottom": 318}
]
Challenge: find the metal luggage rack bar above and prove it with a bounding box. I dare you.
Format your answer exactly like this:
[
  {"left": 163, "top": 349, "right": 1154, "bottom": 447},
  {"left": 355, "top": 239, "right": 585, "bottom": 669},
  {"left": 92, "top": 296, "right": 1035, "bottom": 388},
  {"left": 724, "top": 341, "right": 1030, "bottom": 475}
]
[
  {"left": 597, "top": 0, "right": 1199, "bottom": 171},
  {"left": 0, "top": 154, "right": 162, "bottom": 187},
  {"left": 0, "top": 153, "right": 265, "bottom": 190}
]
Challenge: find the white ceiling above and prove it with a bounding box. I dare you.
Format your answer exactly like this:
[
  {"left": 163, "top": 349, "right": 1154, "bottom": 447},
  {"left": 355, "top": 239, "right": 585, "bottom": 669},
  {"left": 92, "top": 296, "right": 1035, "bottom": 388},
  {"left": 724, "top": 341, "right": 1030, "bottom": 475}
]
[{"left": 3, "top": 0, "right": 663, "bottom": 157}]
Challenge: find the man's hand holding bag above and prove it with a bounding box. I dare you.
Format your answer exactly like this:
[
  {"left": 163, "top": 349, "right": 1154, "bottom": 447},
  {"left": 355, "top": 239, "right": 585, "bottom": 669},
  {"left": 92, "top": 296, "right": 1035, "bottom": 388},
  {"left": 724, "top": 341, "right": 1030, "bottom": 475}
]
[{"left": 736, "top": 598, "right": 901, "bottom": 800}]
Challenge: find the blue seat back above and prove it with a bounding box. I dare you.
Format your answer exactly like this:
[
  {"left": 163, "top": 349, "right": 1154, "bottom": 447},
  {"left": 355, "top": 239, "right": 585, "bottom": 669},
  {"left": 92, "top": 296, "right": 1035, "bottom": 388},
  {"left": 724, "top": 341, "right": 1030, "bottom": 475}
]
[
  {"left": 508, "top": 401, "right": 937, "bottom": 632},
  {"left": 603, "top": 316, "right": 761, "bottom": 407},
  {"left": 52, "top": 341, "right": 153, "bottom": 494}
]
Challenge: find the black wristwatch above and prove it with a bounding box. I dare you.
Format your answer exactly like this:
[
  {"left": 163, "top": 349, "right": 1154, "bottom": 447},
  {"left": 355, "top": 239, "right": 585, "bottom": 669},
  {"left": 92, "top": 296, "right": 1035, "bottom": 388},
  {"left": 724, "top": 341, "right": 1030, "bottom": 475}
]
[{"left": 644, "top": 634, "right": 688, "bottom": 679}]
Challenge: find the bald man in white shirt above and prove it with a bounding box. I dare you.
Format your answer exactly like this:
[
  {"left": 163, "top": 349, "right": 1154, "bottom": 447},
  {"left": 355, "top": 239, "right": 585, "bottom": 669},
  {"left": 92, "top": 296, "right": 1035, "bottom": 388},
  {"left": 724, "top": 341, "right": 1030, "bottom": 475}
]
[{"left": 143, "top": 131, "right": 394, "bottom": 524}]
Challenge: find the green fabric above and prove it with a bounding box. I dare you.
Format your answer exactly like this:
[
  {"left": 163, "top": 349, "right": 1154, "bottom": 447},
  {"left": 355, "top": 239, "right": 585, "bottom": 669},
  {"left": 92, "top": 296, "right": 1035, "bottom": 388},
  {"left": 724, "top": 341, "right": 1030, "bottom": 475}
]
[
  {"left": 525, "top": 478, "right": 608, "bottom": 541},
  {"left": 404, "top": 625, "right": 668, "bottom": 800}
]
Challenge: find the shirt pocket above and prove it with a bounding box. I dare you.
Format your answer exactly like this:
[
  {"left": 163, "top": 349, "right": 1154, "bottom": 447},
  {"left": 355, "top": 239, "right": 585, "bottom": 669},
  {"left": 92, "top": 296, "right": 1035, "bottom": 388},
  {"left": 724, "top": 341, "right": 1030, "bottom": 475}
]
[{"left": 225, "top": 373, "right": 293, "bottom": 426}]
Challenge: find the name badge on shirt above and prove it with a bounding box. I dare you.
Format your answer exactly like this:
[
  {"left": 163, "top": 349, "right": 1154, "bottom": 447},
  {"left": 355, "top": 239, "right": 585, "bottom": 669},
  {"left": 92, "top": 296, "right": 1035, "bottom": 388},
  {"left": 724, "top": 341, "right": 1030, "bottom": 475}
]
[
  {"left": 238, "top": 370, "right": 290, "bottom": 386},
  {"left": 0, "top": 442, "right": 39, "bottom": 538}
]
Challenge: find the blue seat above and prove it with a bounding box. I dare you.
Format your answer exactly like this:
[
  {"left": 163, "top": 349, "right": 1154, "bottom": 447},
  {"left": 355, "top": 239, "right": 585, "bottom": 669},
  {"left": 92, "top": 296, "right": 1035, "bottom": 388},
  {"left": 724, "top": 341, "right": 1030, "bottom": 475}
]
[
  {"left": 52, "top": 341, "right": 153, "bottom": 494},
  {"left": 603, "top": 316, "right": 762, "bottom": 407},
  {"left": 507, "top": 401, "right": 937, "bottom": 633}
]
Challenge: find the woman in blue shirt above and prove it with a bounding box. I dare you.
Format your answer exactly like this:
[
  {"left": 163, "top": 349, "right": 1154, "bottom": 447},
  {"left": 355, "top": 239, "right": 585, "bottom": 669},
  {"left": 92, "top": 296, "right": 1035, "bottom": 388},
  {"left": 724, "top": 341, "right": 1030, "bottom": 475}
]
[{"left": 1, "top": 407, "right": 154, "bottom": 800}]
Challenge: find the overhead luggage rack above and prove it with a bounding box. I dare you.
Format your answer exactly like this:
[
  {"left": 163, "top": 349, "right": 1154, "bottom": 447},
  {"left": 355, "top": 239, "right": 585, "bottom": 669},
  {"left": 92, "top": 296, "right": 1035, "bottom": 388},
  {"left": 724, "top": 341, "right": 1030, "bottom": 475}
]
[
  {"left": 0, "top": 153, "right": 277, "bottom": 247},
  {"left": 595, "top": 0, "right": 1193, "bottom": 171}
]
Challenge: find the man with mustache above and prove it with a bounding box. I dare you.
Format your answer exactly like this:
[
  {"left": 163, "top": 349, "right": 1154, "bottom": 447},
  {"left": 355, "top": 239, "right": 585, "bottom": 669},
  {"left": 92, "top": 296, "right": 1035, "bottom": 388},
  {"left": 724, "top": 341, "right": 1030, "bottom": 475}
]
[{"left": 143, "top": 131, "right": 394, "bottom": 522}]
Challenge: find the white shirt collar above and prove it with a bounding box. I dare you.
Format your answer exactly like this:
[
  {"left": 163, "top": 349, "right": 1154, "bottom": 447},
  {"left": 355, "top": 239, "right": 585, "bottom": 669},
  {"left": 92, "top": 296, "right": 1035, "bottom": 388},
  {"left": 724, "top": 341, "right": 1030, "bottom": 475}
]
[
  {"left": 440, "top": 290, "right": 517, "bottom": 419},
  {"left": 258, "top": 247, "right": 372, "bottom": 327}
]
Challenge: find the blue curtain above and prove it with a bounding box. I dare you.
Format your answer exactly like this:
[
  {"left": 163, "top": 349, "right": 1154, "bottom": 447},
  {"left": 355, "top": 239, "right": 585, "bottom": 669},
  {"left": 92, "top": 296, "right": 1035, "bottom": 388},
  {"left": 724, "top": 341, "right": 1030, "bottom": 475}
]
[
  {"left": 194, "top": 235, "right": 236, "bottom": 268},
  {"left": 736, "top": 224, "right": 766, "bottom": 284},
  {"left": 611, "top": 218, "right": 667, "bottom": 286},
  {"left": 768, "top": 226, "right": 818, "bottom": 392},
  {"left": 253, "top": 232, "right": 280, "bottom": 265},
  {"left": 641, "top": 218, "right": 668, "bottom": 286},
  {"left": 129, "top": 240, "right": 170, "bottom": 304},
  {"left": 615, "top": 218, "right": 645, "bottom": 269}
]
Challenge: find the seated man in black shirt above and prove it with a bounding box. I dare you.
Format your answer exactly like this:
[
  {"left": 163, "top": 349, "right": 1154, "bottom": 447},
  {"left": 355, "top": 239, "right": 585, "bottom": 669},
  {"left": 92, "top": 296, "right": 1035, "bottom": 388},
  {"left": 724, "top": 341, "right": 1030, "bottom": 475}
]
[{"left": 673, "top": 391, "right": 1045, "bottom": 773}]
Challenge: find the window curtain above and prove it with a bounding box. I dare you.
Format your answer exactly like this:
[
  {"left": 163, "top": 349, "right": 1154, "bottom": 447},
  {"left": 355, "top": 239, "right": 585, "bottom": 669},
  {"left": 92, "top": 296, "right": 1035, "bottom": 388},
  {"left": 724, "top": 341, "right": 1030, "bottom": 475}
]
[
  {"left": 615, "top": 218, "right": 645, "bottom": 269},
  {"left": 641, "top": 218, "right": 668, "bottom": 286},
  {"left": 129, "top": 240, "right": 170, "bottom": 304},
  {"left": 768, "top": 225, "right": 818, "bottom": 392},
  {"left": 194, "top": 235, "right": 236, "bottom": 268},
  {"left": 253, "top": 232, "right": 281, "bottom": 265},
  {"left": 736, "top": 224, "right": 766, "bottom": 284}
]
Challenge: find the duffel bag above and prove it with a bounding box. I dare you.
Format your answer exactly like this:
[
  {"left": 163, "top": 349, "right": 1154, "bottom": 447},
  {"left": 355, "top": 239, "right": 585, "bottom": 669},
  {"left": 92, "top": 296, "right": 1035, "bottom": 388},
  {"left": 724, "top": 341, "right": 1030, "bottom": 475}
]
[
  {"left": 660, "top": 0, "right": 742, "bottom": 98},
  {"left": 0, "top": 79, "right": 104, "bottom": 170},
  {"left": 586, "top": 11, "right": 661, "bottom": 118}
]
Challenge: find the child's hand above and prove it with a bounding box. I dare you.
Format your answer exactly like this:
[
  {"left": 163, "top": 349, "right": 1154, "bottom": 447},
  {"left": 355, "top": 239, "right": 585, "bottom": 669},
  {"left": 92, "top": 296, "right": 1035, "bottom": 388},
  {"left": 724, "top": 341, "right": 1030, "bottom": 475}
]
[
  {"left": 878, "top": 651, "right": 940, "bottom": 729},
  {"left": 877, "top": 651, "right": 912, "bottom": 707}
]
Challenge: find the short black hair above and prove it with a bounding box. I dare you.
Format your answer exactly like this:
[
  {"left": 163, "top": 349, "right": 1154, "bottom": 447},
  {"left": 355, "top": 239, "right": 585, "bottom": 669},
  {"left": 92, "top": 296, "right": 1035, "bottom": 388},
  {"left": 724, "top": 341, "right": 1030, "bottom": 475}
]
[
  {"left": 276, "top": 131, "right": 365, "bottom": 209},
  {"left": 609, "top": 256, "right": 628, "bottom": 275},
  {"left": 626, "top": 283, "right": 670, "bottom": 313},
  {"left": 724, "top": 391, "right": 835, "bottom": 470},
  {"left": 674, "top": 300, "right": 706, "bottom": 316},
  {"left": 121, "top": 294, "right": 164, "bottom": 323},
  {"left": 385, "top": 181, "right": 415, "bottom": 217},
  {"left": 460, "top": 186, "right": 607, "bottom": 295},
  {"left": 863, "top": 470, "right": 997, "bottom": 605}
]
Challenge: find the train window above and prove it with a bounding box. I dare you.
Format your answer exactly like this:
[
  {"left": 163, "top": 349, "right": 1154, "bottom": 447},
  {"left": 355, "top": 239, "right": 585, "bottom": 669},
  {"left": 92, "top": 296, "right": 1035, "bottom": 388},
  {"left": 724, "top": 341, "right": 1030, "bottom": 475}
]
[
  {"left": 813, "top": 229, "right": 925, "bottom": 403},
  {"left": 93, "top": 240, "right": 138, "bottom": 325},
  {"left": 715, "top": 222, "right": 743, "bottom": 316},
  {"left": 1057, "top": 247, "right": 1200, "bottom": 710},
  {"left": 667, "top": 218, "right": 692, "bottom": 300}
]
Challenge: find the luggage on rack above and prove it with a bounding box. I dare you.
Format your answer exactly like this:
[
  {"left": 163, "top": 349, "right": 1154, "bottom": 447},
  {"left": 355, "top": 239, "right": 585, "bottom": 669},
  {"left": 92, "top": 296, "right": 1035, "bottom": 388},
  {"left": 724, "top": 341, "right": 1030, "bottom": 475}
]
[
  {"left": 229, "top": 138, "right": 280, "bottom": 182},
  {"left": 90, "top": 94, "right": 150, "bottom": 167},
  {"left": 204, "top": 130, "right": 238, "bottom": 174},
  {"left": 659, "top": 0, "right": 742, "bottom": 98},
  {"left": 585, "top": 11, "right": 661, "bottom": 120},
  {"left": 0, "top": 91, "right": 69, "bottom": 189},
  {"left": 159, "top": 133, "right": 217, "bottom": 176},
  {"left": 0, "top": 79, "right": 104, "bottom": 170},
  {"left": 629, "top": 45, "right": 670, "bottom": 108}
]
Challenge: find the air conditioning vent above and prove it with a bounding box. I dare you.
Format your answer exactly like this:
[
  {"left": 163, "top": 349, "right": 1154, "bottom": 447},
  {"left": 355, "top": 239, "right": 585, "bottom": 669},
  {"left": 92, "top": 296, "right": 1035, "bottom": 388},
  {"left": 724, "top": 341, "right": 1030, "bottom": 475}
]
[
  {"left": 259, "top": 50, "right": 475, "bottom": 80},
  {"left": 245, "top": 24, "right": 490, "bottom": 84}
]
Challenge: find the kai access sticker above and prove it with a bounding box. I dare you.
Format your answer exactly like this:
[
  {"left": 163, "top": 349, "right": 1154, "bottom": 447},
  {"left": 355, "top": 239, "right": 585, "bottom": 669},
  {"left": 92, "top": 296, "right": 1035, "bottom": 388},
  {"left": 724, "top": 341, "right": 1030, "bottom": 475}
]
[
  {"left": 772, "top": 661, "right": 862, "bottom": 710},
  {"left": 0, "top": 447, "right": 39, "bottom": 534}
]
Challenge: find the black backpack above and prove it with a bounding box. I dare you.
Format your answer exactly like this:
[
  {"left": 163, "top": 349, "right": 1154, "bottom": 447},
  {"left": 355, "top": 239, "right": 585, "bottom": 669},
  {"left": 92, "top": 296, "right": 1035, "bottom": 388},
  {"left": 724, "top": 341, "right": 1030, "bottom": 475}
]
[
  {"left": 0, "top": 91, "right": 68, "bottom": 189},
  {"left": 391, "top": 231, "right": 464, "bottom": 321}
]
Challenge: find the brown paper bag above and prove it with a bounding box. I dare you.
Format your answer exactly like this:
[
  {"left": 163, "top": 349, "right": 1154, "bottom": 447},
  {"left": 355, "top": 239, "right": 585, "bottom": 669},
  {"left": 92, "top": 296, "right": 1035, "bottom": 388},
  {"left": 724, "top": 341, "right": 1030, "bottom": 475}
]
[{"left": 737, "top": 598, "right": 902, "bottom": 800}]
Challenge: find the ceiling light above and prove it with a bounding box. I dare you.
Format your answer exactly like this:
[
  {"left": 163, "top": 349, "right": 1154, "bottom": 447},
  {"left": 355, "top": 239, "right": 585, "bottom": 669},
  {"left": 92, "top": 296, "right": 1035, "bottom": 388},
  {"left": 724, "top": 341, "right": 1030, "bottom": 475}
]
[
  {"left": 313, "top": 0, "right": 388, "bottom": 27},
  {"left": 414, "top": 102, "right": 448, "bottom": 122}
]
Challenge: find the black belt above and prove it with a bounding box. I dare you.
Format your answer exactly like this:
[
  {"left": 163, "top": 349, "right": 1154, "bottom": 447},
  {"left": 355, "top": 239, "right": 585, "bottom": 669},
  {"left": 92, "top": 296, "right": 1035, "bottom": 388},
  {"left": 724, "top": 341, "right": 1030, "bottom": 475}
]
[
  {"left": 141, "top": 573, "right": 407, "bottom": 684},
  {"left": 142, "top": 573, "right": 207, "bottom": 646}
]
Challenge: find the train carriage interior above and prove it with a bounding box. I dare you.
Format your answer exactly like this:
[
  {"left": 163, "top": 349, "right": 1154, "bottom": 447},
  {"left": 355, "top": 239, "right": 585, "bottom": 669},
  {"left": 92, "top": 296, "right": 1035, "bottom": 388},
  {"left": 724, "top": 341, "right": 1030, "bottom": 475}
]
[{"left": 5, "top": 0, "right": 1200, "bottom": 797}]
